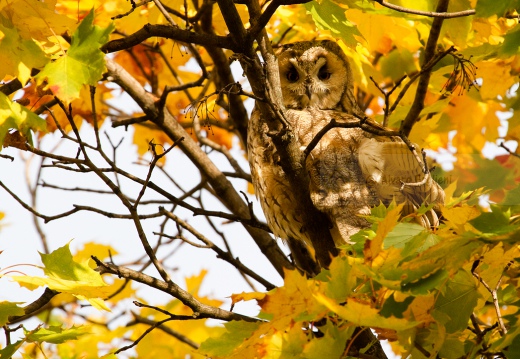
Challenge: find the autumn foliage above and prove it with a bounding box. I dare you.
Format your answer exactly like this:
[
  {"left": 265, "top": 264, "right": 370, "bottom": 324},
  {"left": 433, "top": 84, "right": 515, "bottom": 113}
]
[{"left": 1, "top": 0, "right": 520, "bottom": 358}]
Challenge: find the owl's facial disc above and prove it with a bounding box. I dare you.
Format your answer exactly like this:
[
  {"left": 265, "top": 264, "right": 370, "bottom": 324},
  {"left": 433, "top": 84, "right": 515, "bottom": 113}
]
[
  {"left": 279, "top": 46, "right": 350, "bottom": 110},
  {"left": 307, "top": 57, "right": 330, "bottom": 107},
  {"left": 284, "top": 58, "right": 331, "bottom": 108}
]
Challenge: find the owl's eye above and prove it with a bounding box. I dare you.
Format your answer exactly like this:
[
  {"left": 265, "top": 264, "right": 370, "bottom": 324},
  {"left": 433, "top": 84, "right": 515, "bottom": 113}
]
[
  {"left": 318, "top": 66, "right": 331, "bottom": 81},
  {"left": 286, "top": 68, "right": 299, "bottom": 82}
]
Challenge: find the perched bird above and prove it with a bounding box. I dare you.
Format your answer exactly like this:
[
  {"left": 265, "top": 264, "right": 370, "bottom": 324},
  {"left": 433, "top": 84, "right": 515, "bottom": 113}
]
[{"left": 248, "top": 40, "right": 444, "bottom": 250}]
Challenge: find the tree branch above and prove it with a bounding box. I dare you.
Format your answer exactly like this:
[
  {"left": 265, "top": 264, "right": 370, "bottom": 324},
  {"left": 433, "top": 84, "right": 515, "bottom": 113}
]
[
  {"left": 160, "top": 207, "right": 276, "bottom": 290},
  {"left": 373, "top": 0, "right": 475, "bottom": 18},
  {"left": 129, "top": 313, "right": 200, "bottom": 349},
  {"left": 102, "top": 24, "right": 238, "bottom": 54},
  {"left": 93, "top": 257, "right": 260, "bottom": 322},
  {"left": 400, "top": 0, "right": 450, "bottom": 136},
  {"left": 105, "top": 57, "right": 293, "bottom": 276},
  {"left": 8, "top": 288, "right": 59, "bottom": 324},
  {"left": 235, "top": 0, "right": 338, "bottom": 270}
]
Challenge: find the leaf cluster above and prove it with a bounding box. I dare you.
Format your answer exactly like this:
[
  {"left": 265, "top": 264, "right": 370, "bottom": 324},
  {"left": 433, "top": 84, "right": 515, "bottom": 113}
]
[{"left": 0, "top": 0, "right": 519, "bottom": 358}]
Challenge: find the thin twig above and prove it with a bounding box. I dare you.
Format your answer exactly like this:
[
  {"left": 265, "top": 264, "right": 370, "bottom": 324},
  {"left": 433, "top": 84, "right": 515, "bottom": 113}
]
[
  {"left": 129, "top": 313, "right": 200, "bottom": 349},
  {"left": 500, "top": 142, "right": 520, "bottom": 158},
  {"left": 116, "top": 316, "right": 173, "bottom": 354},
  {"left": 472, "top": 263, "right": 511, "bottom": 336},
  {"left": 373, "top": 0, "right": 475, "bottom": 18},
  {"left": 92, "top": 256, "right": 260, "bottom": 322},
  {"left": 160, "top": 208, "right": 276, "bottom": 290}
]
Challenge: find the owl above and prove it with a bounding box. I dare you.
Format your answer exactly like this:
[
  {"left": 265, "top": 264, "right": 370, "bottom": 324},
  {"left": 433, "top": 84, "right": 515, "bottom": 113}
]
[{"left": 248, "top": 40, "right": 444, "bottom": 252}]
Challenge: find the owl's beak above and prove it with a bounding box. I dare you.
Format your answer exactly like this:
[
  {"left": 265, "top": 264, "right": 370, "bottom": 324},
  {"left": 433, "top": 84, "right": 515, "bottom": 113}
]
[{"left": 305, "top": 85, "right": 312, "bottom": 99}]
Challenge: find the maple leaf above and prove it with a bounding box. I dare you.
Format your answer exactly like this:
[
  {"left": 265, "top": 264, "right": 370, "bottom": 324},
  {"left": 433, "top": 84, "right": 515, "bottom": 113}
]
[
  {"left": 0, "top": 0, "right": 77, "bottom": 41},
  {"left": 258, "top": 269, "right": 327, "bottom": 330},
  {"left": 0, "top": 18, "right": 48, "bottom": 83},
  {"left": 364, "top": 203, "right": 404, "bottom": 264},
  {"left": 0, "top": 92, "right": 47, "bottom": 149},
  {"left": 304, "top": 0, "right": 362, "bottom": 48},
  {"left": 315, "top": 293, "right": 420, "bottom": 330},
  {"left": 37, "top": 9, "right": 114, "bottom": 102},
  {"left": 0, "top": 301, "right": 25, "bottom": 326},
  {"left": 25, "top": 325, "right": 90, "bottom": 344},
  {"left": 12, "top": 242, "right": 112, "bottom": 311}
]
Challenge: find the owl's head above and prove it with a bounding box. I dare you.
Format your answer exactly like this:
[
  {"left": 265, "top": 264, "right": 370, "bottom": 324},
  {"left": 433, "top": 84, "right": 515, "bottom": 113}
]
[{"left": 276, "top": 40, "right": 357, "bottom": 112}]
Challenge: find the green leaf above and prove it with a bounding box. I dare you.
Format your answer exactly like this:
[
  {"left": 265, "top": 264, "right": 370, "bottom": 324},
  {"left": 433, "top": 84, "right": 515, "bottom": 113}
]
[
  {"left": 475, "top": 0, "right": 520, "bottom": 17},
  {"left": 432, "top": 270, "right": 479, "bottom": 333},
  {"left": 12, "top": 242, "right": 111, "bottom": 310},
  {"left": 323, "top": 255, "right": 356, "bottom": 301},
  {"left": 0, "top": 301, "right": 25, "bottom": 326},
  {"left": 199, "top": 320, "right": 261, "bottom": 356},
  {"left": 380, "top": 49, "right": 418, "bottom": 82},
  {"left": 384, "top": 222, "right": 425, "bottom": 249},
  {"left": 401, "top": 231, "right": 441, "bottom": 258},
  {"left": 36, "top": 9, "right": 115, "bottom": 102},
  {"left": 440, "top": 0, "right": 472, "bottom": 48},
  {"left": 402, "top": 269, "right": 449, "bottom": 295},
  {"left": 466, "top": 157, "right": 514, "bottom": 192},
  {"left": 380, "top": 293, "right": 414, "bottom": 318},
  {"left": 304, "top": 0, "right": 362, "bottom": 48},
  {"left": 471, "top": 205, "right": 519, "bottom": 236},
  {"left": 25, "top": 325, "right": 90, "bottom": 344},
  {"left": 500, "top": 26, "right": 520, "bottom": 56},
  {"left": 438, "top": 335, "right": 467, "bottom": 358},
  {"left": 0, "top": 340, "right": 24, "bottom": 358},
  {"left": 384, "top": 237, "right": 479, "bottom": 287},
  {"left": 503, "top": 184, "right": 520, "bottom": 206},
  {"left": 0, "top": 91, "right": 47, "bottom": 149},
  {"left": 303, "top": 321, "right": 354, "bottom": 358}
]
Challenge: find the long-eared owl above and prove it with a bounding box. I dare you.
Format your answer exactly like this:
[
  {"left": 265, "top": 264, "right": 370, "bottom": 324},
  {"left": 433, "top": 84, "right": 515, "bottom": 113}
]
[{"left": 248, "top": 40, "right": 444, "bottom": 248}]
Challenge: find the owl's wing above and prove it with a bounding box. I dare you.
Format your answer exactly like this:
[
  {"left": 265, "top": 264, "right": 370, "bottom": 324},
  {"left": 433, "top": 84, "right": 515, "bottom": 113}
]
[
  {"left": 305, "top": 126, "right": 376, "bottom": 245},
  {"left": 358, "top": 139, "right": 445, "bottom": 227}
]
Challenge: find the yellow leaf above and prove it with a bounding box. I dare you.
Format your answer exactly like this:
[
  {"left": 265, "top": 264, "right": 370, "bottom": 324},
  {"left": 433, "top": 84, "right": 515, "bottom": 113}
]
[
  {"left": 409, "top": 114, "right": 441, "bottom": 149},
  {"left": 315, "top": 293, "right": 419, "bottom": 330},
  {"left": 477, "top": 61, "right": 517, "bottom": 100},
  {"left": 76, "top": 295, "right": 110, "bottom": 311},
  {"left": 346, "top": 9, "right": 422, "bottom": 53},
  {"left": 2, "top": 0, "right": 77, "bottom": 42},
  {"left": 74, "top": 242, "right": 118, "bottom": 266},
  {"left": 13, "top": 275, "right": 113, "bottom": 299},
  {"left": 444, "top": 94, "right": 490, "bottom": 152},
  {"left": 50, "top": 293, "right": 76, "bottom": 307},
  {"left": 442, "top": 180, "right": 459, "bottom": 205},
  {"left": 441, "top": 205, "right": 481, "bottom": 234},
  {"left": 259, "top": 269, "right": 325, "bottom": 330},
  {"left": 231, "top": 291, "right": 266, "bottom": 305},
  {"left": 405, "top": 294, "right": 436, "bottom": 324},
  {"left": 364, "top": 203, "right": 404, "bottom": 263}
]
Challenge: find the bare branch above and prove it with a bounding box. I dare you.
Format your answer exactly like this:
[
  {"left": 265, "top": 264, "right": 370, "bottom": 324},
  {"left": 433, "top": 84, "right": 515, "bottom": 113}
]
[
  {"left": 0, "top": 153, "right": 14, "bottom": 161},
  {"left": 500, "top": 142, "right": 520, "bottom": 159},
  {"left": 160, "top": 208, "right": 276, "bottom": 290},
  {"left": 472, "top": 262, "right": 511, "bottom": 336},
  {"left": 105, "top": 57, "right": 293, "bottom": 276},
  {"left": 116, "top": 316, "right": 173, "bottom": 354},
  {"left": 248, "top": 0, "right": 311, "bottom": 41},
  {"left": 102, "top": 24, "right": 238, "bottom": 54},
  {"left": 8, "top": 288, "right": 59, "bottom": 324},
  {"left": 388, "top": 47, "right": 456, "bottom": 119},
  {"left": 93, "top": 256, "right": 260, "bottom": 322},
  {"left": 112, "top": 0, "right": 153, "bottom": 20},
  {"left": 400, "top": 0, "right": 450, "bottom": 136},
  {"left": 373, "top": 0, "right": 475, "bottom": 18},
  {"left": 129, "top": 313, "right": 200, "bottom": 349}
]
